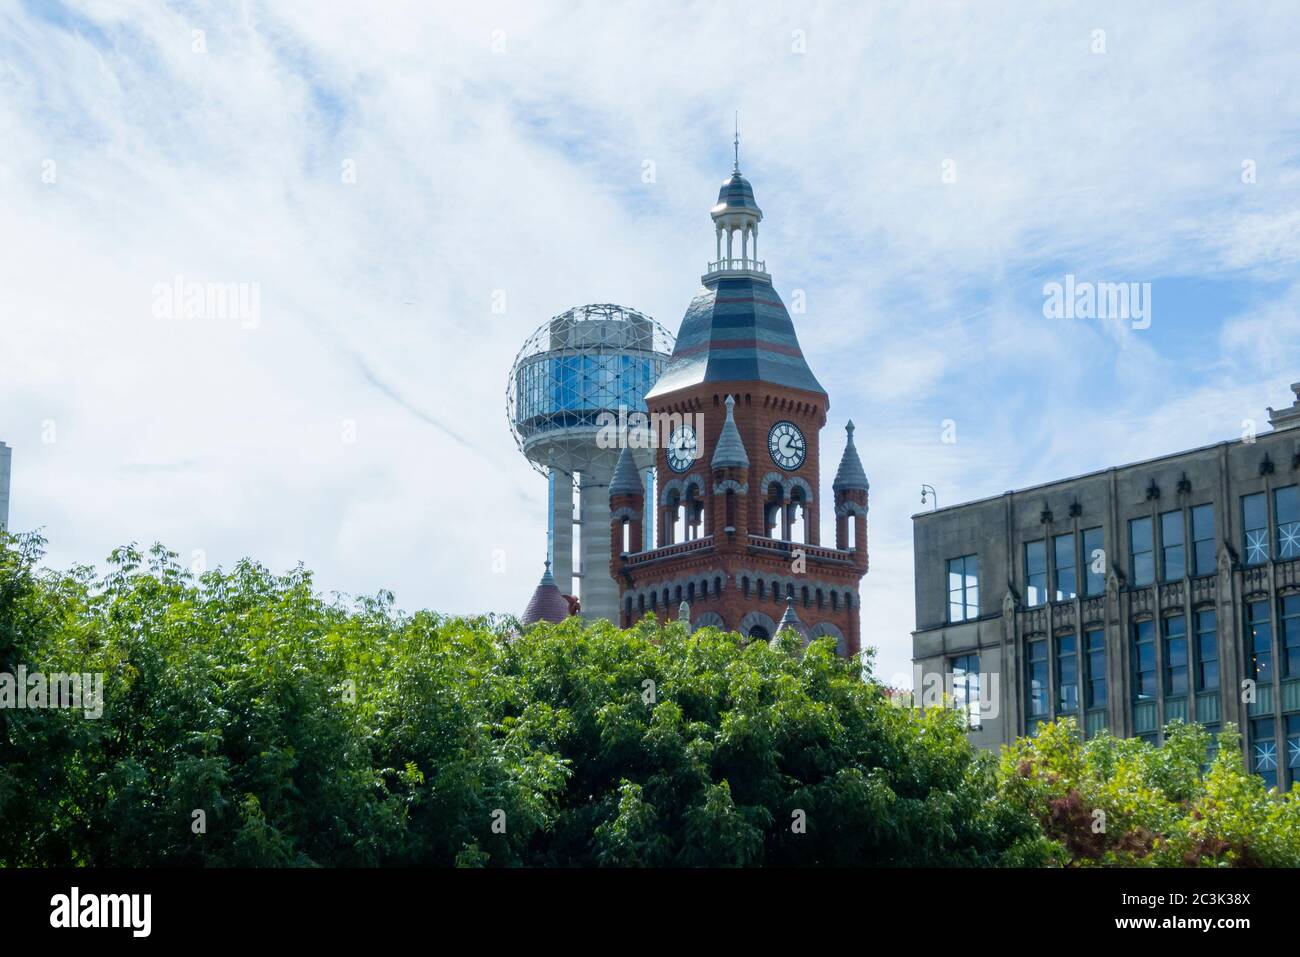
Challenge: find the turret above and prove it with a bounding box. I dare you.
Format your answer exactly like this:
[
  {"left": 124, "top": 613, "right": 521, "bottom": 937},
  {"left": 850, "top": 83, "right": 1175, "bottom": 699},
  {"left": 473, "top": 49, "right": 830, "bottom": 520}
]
[
  {"left": 609, "top": 446, "right": 645, "bottom": 611},
  {"left": 710, "top": 394, "right": 750, "bottom": 542},
  {"left": 521, "top": 561, "right": 574, "bottom": 627},
  {"left": 833, "top": 421, "right": 869, "bottom": 572}
]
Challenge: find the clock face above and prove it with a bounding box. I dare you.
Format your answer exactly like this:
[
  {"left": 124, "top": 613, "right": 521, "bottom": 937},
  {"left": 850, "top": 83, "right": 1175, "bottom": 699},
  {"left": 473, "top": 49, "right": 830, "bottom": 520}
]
[
  {"left": 666, "top": 425, "right": 698, "bottom": 473},
  {"left": 768, "top": 420, "right": 806, "bottom": 470}
]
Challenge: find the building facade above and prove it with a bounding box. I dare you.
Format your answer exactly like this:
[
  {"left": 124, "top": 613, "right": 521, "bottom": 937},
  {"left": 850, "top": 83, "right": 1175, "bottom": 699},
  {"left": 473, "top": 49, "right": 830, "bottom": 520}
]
[
  {"left": 912, "top": 383, "right": 1300, "bottom": 789},
  {"left": 608, "top": 150, "right": 868, "bottom": 654}
]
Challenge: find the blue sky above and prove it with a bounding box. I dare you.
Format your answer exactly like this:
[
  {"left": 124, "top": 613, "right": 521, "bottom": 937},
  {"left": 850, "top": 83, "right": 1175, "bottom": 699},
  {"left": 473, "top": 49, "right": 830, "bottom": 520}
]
[{"left": 2, "top": 1, "right": 1299, "bottom": 684}]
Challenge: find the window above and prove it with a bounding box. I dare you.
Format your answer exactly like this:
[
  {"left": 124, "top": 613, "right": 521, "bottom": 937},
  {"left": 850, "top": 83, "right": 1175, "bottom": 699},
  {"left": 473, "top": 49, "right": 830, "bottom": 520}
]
[
  {"left": 1203, "top": 723, "right": 1221, "bottom": 771},
  {"left": 1246, "top": 599, "right": 1273, "bottom": 684},
  {"left": 1162, "top": 615, "right": 1188, "bottom": 696},
  {"left": 1053, "top": 533, "right": 1076, "bottom": 601},
  {"left": 1243, "top": 492, "right": 1269, "bottom": 565},
  {"left": 1084, "top": 628, "right": 1107, "bottom": 709},
  {"left": 1024, "top": 541, "right": 1047, "bottom": 607},
  {"left": 1026, "top": 639, "right": 1048, "bottom": 719},
  {"left": 1253, "top": 718, "right": 1278, "bottom": 789},
  {"left": 1056, "top": 633, "right": 1078, "bottom": 713},
  {"left": 951, "top": 653, "right": 981, "bottom": 729},
  {"left": 1191, "top": 504, "right": 1215, "bottom": 575},
  {"left": 947, "top": 555, "right": 979, "bottom": 623},
  {"left": 1160, "top": 509, "right": 1185, "bottom": 582},
  {"left": 1281, "top": 595, "right": 1300, "bottom": 679},
  {"left": 1082, "top": 527, "right": 1105, "bottom": 596},
  {"left": 1195, "top": 610, "right": 1219, "bottom": 691},
  {"left": 1276, "top": 485, "right": 1300, "bottom": 560},
  {"left": 1129, "top": 517, "right": 1154, "bottom": 587},
  {"left": 1132, "top": 620, "right": 1156, "bottom": 700},
  {"left": 1287, "top": 715, "right": 1300, "bottom": 790}
]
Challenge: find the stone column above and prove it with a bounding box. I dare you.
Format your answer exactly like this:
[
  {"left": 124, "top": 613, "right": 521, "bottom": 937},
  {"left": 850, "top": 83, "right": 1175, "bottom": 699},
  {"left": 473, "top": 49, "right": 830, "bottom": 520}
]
[
  {"left": 580, "top": 476, "right": 617, "bottom": 621},
  {"left": 550, "top": 470, "right": 574, "bottom": 598}
]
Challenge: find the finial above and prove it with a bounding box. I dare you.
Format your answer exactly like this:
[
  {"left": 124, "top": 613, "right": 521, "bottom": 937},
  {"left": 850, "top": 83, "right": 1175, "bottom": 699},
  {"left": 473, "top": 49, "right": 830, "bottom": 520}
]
[
  {"left": 725, "top": 394, "right": 736, "bottom": 412},
  {"left": 845, "top": 420, "right": 855, "bottom": 440},
  {"left": 733, "top": 111, "right": 740, "bottom": 174}
]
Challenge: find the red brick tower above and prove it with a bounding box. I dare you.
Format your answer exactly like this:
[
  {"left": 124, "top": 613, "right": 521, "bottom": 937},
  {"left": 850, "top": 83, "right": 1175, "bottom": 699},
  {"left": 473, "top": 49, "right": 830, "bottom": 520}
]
[{"left": 608, "top": 146, "right": 868, "bottom": 656}]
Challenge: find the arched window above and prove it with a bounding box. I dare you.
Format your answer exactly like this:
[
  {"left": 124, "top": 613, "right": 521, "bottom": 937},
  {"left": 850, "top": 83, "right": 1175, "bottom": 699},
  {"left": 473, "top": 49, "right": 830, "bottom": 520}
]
[
  {"left": 788, "top": 487, "right": 807, "bottom": 543},
  {"left": 638, "top": 594, "right": 646, "bottom": 613},
  {"left": 831, "top": 591, "right": 839, "bottom": 611},
  {"left": 758, "top": 579, "right": 766, "bottom": 599},
  {"left": 801, "top": 585, "right": 810, "bottom": 607},
  {"left": 743, "top": 576, "right": 751, "bottom": 598},
  {"left": 765, "top": 483, "right": 785, "bottom": 538},
  {"left": 748, "top": 625, "right": 770, "bottom": 641},
  {"left": 714, "top": 576, "right": 722, "bottom": 597},
  {"left": 816, "top": 588, "right": 824, "bottom": 609}
]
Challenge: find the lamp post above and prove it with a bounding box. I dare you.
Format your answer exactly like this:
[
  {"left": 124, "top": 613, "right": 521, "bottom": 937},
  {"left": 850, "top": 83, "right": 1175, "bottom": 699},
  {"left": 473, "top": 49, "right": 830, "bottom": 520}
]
[{"left": 920, "top": 484, "right": 938, "bottom": 510}]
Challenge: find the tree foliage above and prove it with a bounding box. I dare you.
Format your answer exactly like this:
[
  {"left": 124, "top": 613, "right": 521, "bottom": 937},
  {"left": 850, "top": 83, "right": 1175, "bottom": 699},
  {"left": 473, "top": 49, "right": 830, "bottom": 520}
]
[
  {"left": 0, "top": 533, "right": 1047, "bottom": 867},
  {"left": 998, "top": 717, "right": 1300, "bottom": 866}
]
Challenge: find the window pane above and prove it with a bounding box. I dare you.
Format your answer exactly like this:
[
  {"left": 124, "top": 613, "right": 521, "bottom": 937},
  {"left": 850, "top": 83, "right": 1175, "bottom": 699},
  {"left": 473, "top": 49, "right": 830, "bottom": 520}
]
[
  {"left": 1243, "top": 493, "right": 1269, "bottom": 565},
  {"left": 1276, "top": 486, "right": 1300, "bottom": 560},
  {"left": 1132, "top": 620, "right": 1156, "bottom": 700},
  {"left": 1056, "top": 633, "right": 1078, "bottom": 713},
  {"left": 1191, "top": 504, "right": 1215, "bottom": 576},
  {"left": 1054, "top": 533, "right": 1076, "bottom": 600},
  {"left": 1085, "top": 628, "right": 1107, "bottom": 708},
  {"left": 1082, "top": 527, "right": 1105, "bottom": 596},
  {"left": 1163, "top": 615, "right": 1187, "bottom": 695},
  {"left": 1253, "top": 718, "right": 1278, "bottom": 789},
  {"left": 946, "top": 555, "right": 979, "bottom": 623},
  {"left": 1130, "top": 517, "right": 1154, "bottom": 586},
  {"left": 1281, "top": 595, "right": 1300, "bottom": 679},
  {"left": 1027, "top": 639, "right": 1048, "bottom": 717},
  {"left": 1160, "top": 510, "right": 1185, "bottom": 582},
  {"left": 952, "top": 653, "right": 981, "bottom": 728},
  {"left": 1025, "top": 541, "right": 1047, "bottom": 607},
  {"left": 1195, "top": 609, "right": 1219, "bottom": 691},
  {"left": 1247, "top": 599, "right": 1273, "bottom": 683}
]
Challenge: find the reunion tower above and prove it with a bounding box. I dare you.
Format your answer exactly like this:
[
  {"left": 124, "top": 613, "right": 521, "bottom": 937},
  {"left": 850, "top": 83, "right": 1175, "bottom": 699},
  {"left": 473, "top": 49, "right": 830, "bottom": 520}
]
[{"left": 506, "top": 304, "right": 674, "bottom": 623}]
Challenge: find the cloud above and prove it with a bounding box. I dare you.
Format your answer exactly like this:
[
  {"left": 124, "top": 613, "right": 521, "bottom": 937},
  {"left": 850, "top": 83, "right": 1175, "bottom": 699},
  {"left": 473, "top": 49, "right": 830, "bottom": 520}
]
[{"left": 2, "top": 1, "right": 1299, "bottom": 682}]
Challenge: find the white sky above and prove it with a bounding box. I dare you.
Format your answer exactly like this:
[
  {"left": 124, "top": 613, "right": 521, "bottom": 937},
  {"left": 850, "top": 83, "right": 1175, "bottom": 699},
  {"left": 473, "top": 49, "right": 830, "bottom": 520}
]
[{"left": 3, "top": 1, "right": 1300, "bottom": 684}]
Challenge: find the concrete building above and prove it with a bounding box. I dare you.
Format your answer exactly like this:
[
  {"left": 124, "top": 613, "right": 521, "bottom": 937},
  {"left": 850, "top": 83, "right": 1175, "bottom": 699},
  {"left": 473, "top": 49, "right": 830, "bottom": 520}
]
[
  {"left": 912, "top": 382, "right": 1300, "bottom": 790},
  {"left": 609, "top": 142, "right": 868, "bottom": 654},
  {"left": 0, "top": 440, "right": 10, "bottom": 531}
]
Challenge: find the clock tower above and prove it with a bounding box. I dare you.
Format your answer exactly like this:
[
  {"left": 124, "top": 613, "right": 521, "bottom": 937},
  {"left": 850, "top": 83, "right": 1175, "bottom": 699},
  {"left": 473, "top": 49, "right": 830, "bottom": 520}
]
[{"left": 609, "top": 143, "right": 869, "bottom": 656}]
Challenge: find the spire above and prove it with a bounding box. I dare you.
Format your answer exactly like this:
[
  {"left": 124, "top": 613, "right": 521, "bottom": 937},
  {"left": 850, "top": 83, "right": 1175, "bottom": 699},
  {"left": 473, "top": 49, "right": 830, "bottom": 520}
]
[
  {"left": 832, "top": 420, "right": 869, "bottom": 493},
  {"left": 609, "top": 445, "right": 643, "bottom": 497},
  {"left": 777, "top": 596, "right": 806, "bottom": 636},
  {"left": 710, "top": 394, "right": 749, "bottom": 469},
  {"left": 733, "top": 111, "right": 740, "bottom": 174}
]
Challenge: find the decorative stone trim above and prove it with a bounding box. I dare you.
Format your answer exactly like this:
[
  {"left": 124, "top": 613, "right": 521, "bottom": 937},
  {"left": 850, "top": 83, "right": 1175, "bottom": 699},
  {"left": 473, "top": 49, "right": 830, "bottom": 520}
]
[
  {"left": 835, "top": 501, "right": 868, "bottom": 519},
  {"left": 739, "top": 610, "right": 778, "bottom": 638},
  {"left": 692, "top": 611, "right": 725, "bottom": 632},
  {"left": 611, "top": 506, "right": 640, "bottom": 522},
  {"left": 808, "top": 621, "right": 847, "bottom": 656},
  {"left": 713, "top": 479, "right": 748, "bottom": 495}
]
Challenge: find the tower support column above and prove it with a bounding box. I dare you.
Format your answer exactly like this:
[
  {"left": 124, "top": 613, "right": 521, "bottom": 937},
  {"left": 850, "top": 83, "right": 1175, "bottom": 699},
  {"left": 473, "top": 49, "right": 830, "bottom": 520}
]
[
  {"left": 580, "top": 476, "right": 617, "bottom": 620},
  {"left": 550, "top": 471, "right": 574, "bottom": 597}
]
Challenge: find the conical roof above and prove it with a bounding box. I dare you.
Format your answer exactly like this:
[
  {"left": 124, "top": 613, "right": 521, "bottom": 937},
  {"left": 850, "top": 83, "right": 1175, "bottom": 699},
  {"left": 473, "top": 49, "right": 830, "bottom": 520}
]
[
  {"left": 521, "top": 561, "right": 571, "bottom": 626},
  {"left": 609, "top": 445, "right": 643, "bottom": 497},
  {"left": 711, "top": 395, "right": 749, "bottom": 469},
  {"left": 832, "top": 421, "right": 869, "bottom": 493}
]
